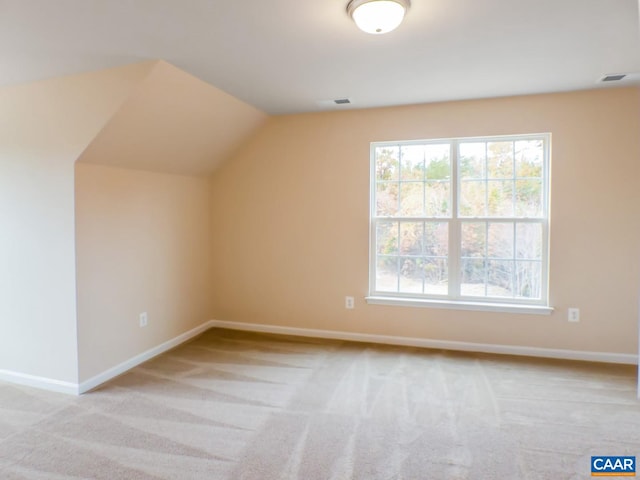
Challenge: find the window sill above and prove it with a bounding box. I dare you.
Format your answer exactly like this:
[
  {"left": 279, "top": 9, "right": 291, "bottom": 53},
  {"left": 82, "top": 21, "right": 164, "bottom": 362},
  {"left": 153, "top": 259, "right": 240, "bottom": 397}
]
[{"left": 365, "top": 296, "right": 554, "bottom": 315}]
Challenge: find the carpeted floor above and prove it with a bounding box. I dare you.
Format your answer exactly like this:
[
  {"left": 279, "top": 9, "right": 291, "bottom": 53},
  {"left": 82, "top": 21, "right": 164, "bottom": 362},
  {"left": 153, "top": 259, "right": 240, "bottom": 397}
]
[{"left": 0, "top": 328, "right": 638, "bottom": 479}]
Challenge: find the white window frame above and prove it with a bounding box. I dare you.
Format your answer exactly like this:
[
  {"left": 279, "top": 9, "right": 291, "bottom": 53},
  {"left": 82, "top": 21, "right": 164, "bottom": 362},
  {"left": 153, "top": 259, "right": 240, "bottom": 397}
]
[{"left": 366, "top": 134, "right": 553, "bottom": 315}]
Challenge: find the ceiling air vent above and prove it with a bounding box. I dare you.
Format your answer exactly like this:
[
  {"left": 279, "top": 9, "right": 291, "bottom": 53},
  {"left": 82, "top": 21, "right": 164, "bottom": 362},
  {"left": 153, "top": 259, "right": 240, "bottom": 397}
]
[
  {"left": 315, "top": 98, "right": 354, "bottom": 108},
  {"left": 600, "top": 74, "right": 627, "bottom": 82}
]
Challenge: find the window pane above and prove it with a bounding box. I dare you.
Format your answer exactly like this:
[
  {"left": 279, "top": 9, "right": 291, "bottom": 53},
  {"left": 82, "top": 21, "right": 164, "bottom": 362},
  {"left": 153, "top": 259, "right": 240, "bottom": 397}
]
[
  {"left": 376, "top": 256, "right": 398, "bottom": 292},
  {"left": 423, "top": 258, "right": 448, "bottom": 295},
  {"left": 487, "top": 141, "right": 514, "bottom": 179},
  {"left": 376, "top": 182, "right": 399, "bottom": 216},
  {"left": 459, "top": 180, "right": 486, "bottom": 216},
  {"left": 515, "top": 261, "right": 541, "bottom": 298},
  {"left": 375, "top": 146, "right": 399, "bottom": 181},
  {"left": 399, "top": 222, "right": 423, "bottom": 255},
  {"left": 459, "top": 142, "right": 486, "bottom": 179},
  {"left": 461, "top": 222, "right": 486, "bottom": 258},
  {"left": 487, "top": 260, "right": 514, "bottom": 297},
  {"left": 515, "top": 140, "right": 543, "bottom": 178},
  {"left": 516, "top": 223, "right": 542, "bottom": 259},
  {"left": 425, "top": 144, "right": 451, "bottom": 180},
  {"left": 515, "top": 179, "right": 542, "bottom": 217},
  {"left": 376, "top": 221, "right": 398, "bottom": 255},
  {"left": 399, "top": 257, "right": 423, "bottom": 293},
  {"left": 425, "top": 222, "right": 448, "bottom": 257},
  {"left": 400, "top": 145, "right": 425, "bottom": 181},
  {"left": 487, "top": 180, "right": 514, "bottom": 217},
  {"left": 425, "top": 181, "right": 451, "bottom": 217},
  {"left": 487, "top": 222, "right": 514, "bottom": 259},
  {"left": 399, "top": 182, "right": 424, "bottom": 216},
  {"left": 461, "top": 258, "right": 486, "bottom": 296}
]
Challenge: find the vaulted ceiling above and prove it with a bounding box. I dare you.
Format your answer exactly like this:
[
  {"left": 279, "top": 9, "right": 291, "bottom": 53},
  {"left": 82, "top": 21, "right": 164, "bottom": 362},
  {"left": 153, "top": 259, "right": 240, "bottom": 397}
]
[
  {"left": 77, "top": 61, "right": 266, "bottom": 175},
  {"left": 1, "top": 0, "right": 638, "bottom": 115},
  {"left": 0, "top": 60, "right": 266, "bottom": 176}
]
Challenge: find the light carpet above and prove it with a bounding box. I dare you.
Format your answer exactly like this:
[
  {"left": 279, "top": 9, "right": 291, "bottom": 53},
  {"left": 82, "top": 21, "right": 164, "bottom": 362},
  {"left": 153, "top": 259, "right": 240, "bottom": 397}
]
[{"left": 0, "top": 328, "right": 638, "bottom": 479}]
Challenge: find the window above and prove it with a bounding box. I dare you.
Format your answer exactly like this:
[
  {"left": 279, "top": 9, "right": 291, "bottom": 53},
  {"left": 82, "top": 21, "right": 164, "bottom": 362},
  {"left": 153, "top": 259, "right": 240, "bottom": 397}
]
[{"left": 368, "top": 134, "right": 550, "bottom": 312}]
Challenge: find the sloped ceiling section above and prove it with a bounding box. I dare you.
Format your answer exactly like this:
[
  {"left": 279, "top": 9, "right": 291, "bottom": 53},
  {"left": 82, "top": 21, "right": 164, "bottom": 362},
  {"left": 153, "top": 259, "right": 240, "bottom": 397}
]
[
  {"left": 78, "top": 60, "right": 268, "bottom": 176},
  {"left": 0, "top": 60, "right": 156, "bottom": 162}
]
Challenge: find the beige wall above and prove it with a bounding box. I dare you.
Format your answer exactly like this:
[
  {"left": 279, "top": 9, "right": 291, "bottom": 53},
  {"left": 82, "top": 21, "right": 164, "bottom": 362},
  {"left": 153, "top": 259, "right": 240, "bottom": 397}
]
[
  {"left": 0, "top": 62, "right": 152, "bottom": 383},
  {"left": 210, "top": 87, "right": 640, "bottom": 355},
  {"left": 73, "top": 60, "right": 265, "bottom": 383},
  {"left": 0, "top": 59, "right": 265, "bottom": 389},
  {"left": 2, "top": 60, "right": 637, "bottom": 391},
  {"left": 75, "top": 163, "right": 213, "bottom": 382}
]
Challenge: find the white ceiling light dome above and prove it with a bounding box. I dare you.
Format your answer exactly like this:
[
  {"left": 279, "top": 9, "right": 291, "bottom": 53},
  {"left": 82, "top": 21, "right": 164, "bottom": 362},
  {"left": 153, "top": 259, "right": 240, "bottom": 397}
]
[{"left": 347, "top": 0, "right": 410, "bottom": 35}]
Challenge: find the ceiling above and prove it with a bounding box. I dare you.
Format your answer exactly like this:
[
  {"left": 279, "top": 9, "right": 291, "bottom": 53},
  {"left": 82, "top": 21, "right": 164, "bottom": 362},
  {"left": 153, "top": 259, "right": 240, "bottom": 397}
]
[{"left": 0, "top": 0, "right": 638, "bottom": 115}]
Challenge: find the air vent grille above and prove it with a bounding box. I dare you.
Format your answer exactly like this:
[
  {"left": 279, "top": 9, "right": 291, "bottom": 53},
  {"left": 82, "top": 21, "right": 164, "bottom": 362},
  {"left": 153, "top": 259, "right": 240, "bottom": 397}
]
[{"left": 601, "top": 74, "right": 627, "bottom": 82}]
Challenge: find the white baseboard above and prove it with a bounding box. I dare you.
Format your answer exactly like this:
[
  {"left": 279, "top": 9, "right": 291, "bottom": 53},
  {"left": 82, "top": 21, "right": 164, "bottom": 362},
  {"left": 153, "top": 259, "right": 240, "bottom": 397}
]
[
  {"left": 0, "top": 369, "right": 79, "bottom": 395},
  {"left": 3, "top": 318, "right": 634, "bottom": 396},
  {"left": 210, "top": 320, "right": 638, "bottom": 366},
  {"left": 78, "top": 320, "right": 216, "bottom": 394},
  {"left": 0, "top": 321, "right": 216, "bottom": 395}
]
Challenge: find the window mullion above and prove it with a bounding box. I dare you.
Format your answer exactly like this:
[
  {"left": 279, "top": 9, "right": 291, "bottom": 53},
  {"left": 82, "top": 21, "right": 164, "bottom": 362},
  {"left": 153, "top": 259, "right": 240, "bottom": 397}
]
[
  {"left": 395, "top": 145, "right": 402, "bottom": 293},
  {"left": 511, "top": 221, "right": 516, "bottom": 298},
  {"left": 396, "top": 221, "right": 401, "bottom": 292},
  {"left": 421, "top": 221, "right": 426, "bottom": 294},
  {"left": 484, "top": 142, "right": 489, "bottom": 217},
  {"left": 483, "top": 143, "right": 489, "bottom": 297},
  {"left": 449, "top": 140, "right": 460, "bottom": 299}
]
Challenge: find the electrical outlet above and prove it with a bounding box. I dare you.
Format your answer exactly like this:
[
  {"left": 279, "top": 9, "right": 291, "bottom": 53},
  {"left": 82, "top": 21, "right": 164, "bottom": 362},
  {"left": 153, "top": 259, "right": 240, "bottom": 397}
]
[
  {"left": 568, "top": 308, "right": 580, "bottom": 323},
  {"left": 139, "top": 312, "right": 148, "bottom": 327},
  {"left": 345, "top": 296, "right": 355, "bottom": 309}
]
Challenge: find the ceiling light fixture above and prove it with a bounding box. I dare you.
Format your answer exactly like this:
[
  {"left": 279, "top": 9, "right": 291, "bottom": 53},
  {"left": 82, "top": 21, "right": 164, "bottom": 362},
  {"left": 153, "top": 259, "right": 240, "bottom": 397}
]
[{"left": 347, "top": 0, "right": 410, "bottom": 35}]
